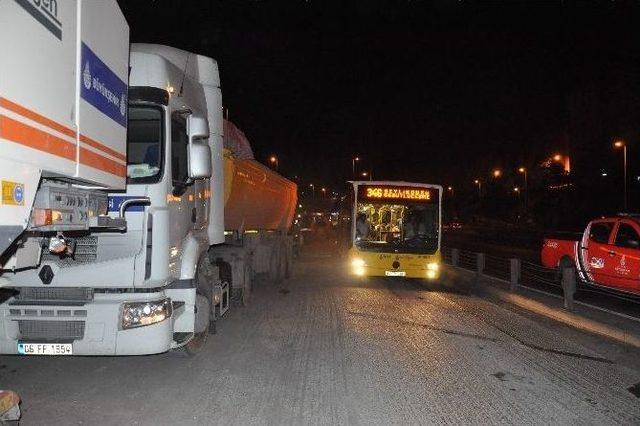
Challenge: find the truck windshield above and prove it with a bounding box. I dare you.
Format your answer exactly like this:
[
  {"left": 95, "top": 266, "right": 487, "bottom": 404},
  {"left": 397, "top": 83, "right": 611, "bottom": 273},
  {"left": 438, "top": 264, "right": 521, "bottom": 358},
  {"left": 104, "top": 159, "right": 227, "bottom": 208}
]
[
  {"left": 354, "top": 200, "right": 439, "bottom": 254},
  {"left": 126, "top": 105, "right": 163, "bottom": 184}
]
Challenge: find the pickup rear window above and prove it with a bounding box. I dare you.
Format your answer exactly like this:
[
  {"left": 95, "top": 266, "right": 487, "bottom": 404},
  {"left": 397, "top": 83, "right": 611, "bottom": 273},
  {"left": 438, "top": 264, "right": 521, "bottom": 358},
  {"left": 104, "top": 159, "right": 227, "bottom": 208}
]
[
  {"left": 615, "top": 223, "right": 640, "bottom": 249},
  {"left": 589, "top": 222, "right": 613, "bottom": 244}
]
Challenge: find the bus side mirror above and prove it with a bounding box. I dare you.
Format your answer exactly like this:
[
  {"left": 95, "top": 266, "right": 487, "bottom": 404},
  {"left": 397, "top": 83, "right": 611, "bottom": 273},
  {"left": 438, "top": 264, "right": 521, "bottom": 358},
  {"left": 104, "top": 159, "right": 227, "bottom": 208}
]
[{"left": 187, "top": 116, "right": 211, "bottom": 179}]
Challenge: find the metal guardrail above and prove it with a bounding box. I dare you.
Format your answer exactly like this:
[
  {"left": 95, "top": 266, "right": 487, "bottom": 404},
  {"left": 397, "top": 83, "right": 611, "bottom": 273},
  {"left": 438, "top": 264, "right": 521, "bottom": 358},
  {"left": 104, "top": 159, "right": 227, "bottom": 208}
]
[
  {"left": 442, "top": 245, "right": 640, "bottom": 318},
  {"left": 443, "top": 245, "right": 576, "bottom": 310}
]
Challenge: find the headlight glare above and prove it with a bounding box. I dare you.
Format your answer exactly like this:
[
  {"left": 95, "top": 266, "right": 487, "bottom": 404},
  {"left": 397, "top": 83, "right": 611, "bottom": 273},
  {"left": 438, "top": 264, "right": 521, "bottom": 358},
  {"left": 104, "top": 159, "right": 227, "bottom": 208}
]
[
  {"left": 121, "top": 298, "right": 172, "bottom": 330},
  {"left": 427, "top": 262, "right": 439, "bottom": 271},
  {"left": 351, "top": 258, "right": 366, "bottom": 268}
]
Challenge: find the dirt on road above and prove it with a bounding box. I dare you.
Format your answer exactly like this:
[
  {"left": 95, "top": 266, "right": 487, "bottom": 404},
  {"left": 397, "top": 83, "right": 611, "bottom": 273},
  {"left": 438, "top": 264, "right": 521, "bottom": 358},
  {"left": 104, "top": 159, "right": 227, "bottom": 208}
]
[{"left": 1, "top": 245, "right": 639, "bottom": 425}]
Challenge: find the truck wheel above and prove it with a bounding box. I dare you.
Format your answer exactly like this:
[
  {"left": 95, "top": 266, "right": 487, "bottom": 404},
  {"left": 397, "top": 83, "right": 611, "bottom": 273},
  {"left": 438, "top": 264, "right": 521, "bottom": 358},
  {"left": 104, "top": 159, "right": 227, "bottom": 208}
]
[
  {"left": 184, "top": 291, "right": 210, "bottom": 356},
  {"left": 268, "top": 250, "right": 280, "bottom": 283},
  {"left": 284, "top": 242, "right": 293, "bottom": 279}
]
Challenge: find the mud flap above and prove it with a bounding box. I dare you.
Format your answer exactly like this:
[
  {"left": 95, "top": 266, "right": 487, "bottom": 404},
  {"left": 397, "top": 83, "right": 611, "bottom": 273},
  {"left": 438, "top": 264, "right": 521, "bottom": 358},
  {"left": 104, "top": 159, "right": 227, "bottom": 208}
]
[{"left": 215, "top": 281, "right": 230, "bottom": 317}]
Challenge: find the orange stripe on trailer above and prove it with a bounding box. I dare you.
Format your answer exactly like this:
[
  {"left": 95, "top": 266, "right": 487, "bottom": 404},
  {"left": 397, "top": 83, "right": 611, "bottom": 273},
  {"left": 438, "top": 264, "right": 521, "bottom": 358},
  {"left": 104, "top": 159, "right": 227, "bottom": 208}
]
[
  {"left": 0, "top": 96, "right": 76, "bottom": 139},
  {"left": 0, "top": 114, "right": 76, "bottom": 160},
  {"left": 1, "top": 96, "right": 126, "bottom": 163},
  {"left": 79, "top": 134, "right": 126, "bottom": 162},
  {"left": 79, "top": 147, "right": 126, "bottom": 178}
]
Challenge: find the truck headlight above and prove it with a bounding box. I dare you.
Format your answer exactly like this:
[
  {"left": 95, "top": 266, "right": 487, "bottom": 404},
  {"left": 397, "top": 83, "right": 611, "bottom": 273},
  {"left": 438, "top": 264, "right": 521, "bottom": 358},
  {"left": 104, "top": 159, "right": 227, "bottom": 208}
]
[
  {"left": 121, "top": 299, "right": 172, "bottom": 330},
  {"left": 427, "top": 262, "right": 439, "bottom": 271}
]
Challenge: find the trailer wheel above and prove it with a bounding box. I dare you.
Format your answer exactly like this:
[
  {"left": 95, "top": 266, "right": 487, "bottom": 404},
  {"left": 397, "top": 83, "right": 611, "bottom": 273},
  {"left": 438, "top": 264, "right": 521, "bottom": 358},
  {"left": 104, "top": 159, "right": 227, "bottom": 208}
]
[
  {"left": 233, "top": 263, "right": 252, "bottom": 306},
  {"left": 268, "top": 249, "right": 280, "bottom": 283}
]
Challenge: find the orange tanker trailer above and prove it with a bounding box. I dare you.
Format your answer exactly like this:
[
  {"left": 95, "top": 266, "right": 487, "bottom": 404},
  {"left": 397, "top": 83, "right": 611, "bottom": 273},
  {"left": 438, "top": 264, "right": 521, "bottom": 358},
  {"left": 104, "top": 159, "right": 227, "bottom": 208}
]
[{"left": 211, "top": 120, "right": 297, "bottom": 304}]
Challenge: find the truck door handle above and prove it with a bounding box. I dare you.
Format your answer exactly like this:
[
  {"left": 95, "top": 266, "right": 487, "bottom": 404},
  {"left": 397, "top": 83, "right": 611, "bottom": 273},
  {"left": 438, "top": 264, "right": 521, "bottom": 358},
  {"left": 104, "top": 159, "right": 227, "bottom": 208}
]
[
  {"left": 191, "top": 208, "right": 197, "bottom": 223},
  {"left": 608, "top": 250, "right": 616, "bottom": 257}
]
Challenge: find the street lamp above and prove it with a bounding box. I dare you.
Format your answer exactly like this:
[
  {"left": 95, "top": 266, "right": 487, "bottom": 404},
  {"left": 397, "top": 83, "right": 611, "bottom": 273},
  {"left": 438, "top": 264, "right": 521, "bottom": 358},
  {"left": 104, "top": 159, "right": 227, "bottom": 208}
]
[
  {"left": 352, "top": 156, "right": 360, "bottom": 177},
  {"left": 309, "top": 183, "right": 315, "bottom": 197},
  {"left": 518, "top": 166, "right": 528, "bottom": 208},
  {"left": 492, "top": 169, "right": 502, "bottom": 178},
  {"left": 269, "top": 155, "right": 279, "bottom": 171},
  {"left": 361, "top": 171, "right": 372, "bottom": 181},
  {"left": 321, "top": 187, "right": 326, "bottom": 197},
  {"left": 513, "top": 186, "right": 520, "bottom": 197},
  {"left": 447, "top": 186, "right": 454, "bottom": 197},
  {"left": 474, "top": 179, "right": 482, "bottom": 198},
  {"left": 614, "top": 140, "right": 628, "bottom": 211}
]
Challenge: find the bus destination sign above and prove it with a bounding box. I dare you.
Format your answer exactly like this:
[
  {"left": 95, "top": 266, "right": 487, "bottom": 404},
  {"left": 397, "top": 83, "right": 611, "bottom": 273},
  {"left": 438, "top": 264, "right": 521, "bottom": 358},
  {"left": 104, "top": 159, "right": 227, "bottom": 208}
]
[{"left": 358, "top": 185, "right": 436, "bottom": 203}]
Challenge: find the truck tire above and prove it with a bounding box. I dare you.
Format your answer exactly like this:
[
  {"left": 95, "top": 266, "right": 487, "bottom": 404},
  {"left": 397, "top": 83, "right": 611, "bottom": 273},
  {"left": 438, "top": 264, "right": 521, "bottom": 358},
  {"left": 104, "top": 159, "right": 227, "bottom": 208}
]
[
  {"left": 184, "top": 257, "right": 216, "bottom": 356},
  {"left": 268, "top": 249, "right": 280, "bottom": 283},
  {"left": 236, "top": 262, "right": 252, "bottom": 306},
  {"left": 284, "top": 240, "right": 293, "bottom": 279},
  {"left": 216, "top": 258, "right": 241, "bottom": 307},
  {"left": 184, "top": 290, "right": 210, "bottom": 356}
]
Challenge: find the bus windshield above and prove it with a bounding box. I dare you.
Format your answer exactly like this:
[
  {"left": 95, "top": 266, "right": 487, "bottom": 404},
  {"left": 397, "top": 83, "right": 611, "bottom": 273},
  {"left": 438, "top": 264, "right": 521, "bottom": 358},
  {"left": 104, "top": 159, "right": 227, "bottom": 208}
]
[{"left": 354, "top": 185, "right": 440, "bottom": 254}]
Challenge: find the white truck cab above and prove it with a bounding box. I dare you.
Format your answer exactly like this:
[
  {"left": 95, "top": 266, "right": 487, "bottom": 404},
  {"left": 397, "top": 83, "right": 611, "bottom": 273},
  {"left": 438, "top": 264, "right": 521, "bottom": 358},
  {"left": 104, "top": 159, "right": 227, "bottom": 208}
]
[{"left": 0, "top": 44, "right": 227, "bottom": 355}]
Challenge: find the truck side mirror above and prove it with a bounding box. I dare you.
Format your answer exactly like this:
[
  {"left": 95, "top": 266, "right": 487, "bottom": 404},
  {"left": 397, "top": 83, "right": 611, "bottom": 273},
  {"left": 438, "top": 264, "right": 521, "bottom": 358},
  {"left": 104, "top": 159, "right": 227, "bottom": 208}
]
[{"left": 187, "top": 116, "right": 212, "bottom": 179}]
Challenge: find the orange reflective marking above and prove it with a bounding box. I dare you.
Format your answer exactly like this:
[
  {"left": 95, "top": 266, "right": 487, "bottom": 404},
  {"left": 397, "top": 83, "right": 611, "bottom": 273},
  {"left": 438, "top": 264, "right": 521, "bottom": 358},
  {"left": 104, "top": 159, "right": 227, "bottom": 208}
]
[
  {"left": 0, "top": 114, "right": 75, "bottom": 160},
  {"left": 80, "top": 147, "right": 126, "bottom": 178}
]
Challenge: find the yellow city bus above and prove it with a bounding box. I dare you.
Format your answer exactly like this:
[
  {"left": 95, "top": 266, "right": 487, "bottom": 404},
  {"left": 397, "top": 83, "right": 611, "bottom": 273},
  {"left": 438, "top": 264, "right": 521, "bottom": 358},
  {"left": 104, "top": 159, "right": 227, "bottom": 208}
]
[{"left": 348, "top": 181, "right": 442, "bottom": 279}]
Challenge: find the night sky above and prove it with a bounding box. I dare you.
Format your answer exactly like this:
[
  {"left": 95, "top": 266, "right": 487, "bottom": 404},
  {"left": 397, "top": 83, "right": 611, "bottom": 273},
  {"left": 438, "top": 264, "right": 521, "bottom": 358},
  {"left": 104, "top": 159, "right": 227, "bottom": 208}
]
[{"left": 118, "top": 0, "right": 640, "bottom": 194}]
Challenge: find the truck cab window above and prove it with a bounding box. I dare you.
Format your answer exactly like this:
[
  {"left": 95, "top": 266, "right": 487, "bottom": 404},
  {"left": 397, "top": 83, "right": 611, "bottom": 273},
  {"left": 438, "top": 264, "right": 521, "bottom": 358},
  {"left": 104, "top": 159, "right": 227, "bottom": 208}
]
[
  {"left": 589, "top": 222, "right": 613, "bottom": 244},
  {"left": 127, "top": 106, "right": 163, "bottom": 183},
  {"left": 614, "top": 223, "right": 640, "bottom": 249},
  {"left": 171, "top": 115, "right": 189, "bottom": 185}
]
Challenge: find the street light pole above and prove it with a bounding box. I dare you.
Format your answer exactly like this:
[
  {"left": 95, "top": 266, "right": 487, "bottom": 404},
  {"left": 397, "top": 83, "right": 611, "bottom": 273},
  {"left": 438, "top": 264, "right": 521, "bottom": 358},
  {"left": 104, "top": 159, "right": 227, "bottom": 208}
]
[
  {"left": 352, "top": 156, "right": 360, "bottom": 178},
  {"left": 624, "top": 144, "right": 628, "bottom": 211},
  {"left": 269, "top": 155, "right": 279, "bottom": 171},
  {"left": 474, "top": 179, "right": 482, "bottom": 198},
  {"left": 614, "top": 140, "right": 628, "bottom": 211},
  {"left": 518, "top": 167, "right": 528, "bottom": 208}
]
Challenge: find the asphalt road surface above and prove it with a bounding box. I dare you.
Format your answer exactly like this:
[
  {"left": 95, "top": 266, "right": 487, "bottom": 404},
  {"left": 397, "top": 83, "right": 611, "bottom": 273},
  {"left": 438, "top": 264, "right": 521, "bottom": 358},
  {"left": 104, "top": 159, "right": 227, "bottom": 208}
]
[{"left": 2, "top": 246, "right": 640, "bottom": 425}]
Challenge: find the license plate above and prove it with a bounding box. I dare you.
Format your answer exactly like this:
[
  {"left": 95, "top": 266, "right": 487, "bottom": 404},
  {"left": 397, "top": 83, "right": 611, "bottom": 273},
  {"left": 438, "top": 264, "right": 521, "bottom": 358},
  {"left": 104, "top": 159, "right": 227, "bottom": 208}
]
[
  {"left": 18, "top": 343, "right": 73, "bottom": 355},
  {"left": 385, "top": 271, "right": 406, "bottom": 276}
]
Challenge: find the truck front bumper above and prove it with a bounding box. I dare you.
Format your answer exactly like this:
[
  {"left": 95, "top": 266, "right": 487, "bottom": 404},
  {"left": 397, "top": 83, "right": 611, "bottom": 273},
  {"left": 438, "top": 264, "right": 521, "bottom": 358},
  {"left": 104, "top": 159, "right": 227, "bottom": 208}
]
[{"left": 0, "top": 292, "right": 175, "bottom": 356}]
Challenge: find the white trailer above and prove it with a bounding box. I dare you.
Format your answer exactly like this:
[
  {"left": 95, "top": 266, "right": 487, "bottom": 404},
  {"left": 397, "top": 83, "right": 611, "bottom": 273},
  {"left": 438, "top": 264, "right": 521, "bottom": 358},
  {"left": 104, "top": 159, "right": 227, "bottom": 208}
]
[
  {"left": 0, "top": 0, "right": 129, "bottom": 262},
  {"left": 0, "top": 39, "right": 295, "bottom": 356}
]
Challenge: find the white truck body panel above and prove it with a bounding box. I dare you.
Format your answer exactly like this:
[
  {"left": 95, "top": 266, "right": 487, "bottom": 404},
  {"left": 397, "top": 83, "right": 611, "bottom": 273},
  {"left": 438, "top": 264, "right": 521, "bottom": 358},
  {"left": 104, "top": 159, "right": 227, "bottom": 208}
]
[{"left": 0, "top": 0, "right": 129, "bottom": 253}]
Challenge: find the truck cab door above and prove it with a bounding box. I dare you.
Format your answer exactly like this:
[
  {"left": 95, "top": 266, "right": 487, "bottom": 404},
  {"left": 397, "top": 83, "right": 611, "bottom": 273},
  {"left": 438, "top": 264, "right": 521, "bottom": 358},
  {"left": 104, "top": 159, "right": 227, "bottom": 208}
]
[
  {"left": 168, "top": 113, "right": 196, "bottom": 274},
  {"left": 580, "top": 220, "right": 616, "bottom": 285},
  {"left": 609, "top": 220, "right": 640, "bottom": 294}
]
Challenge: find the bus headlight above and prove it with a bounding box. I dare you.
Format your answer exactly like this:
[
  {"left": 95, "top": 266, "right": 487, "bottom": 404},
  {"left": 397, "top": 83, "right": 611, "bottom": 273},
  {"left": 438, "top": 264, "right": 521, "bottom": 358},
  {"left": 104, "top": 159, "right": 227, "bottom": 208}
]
[
  {"left": 427, "top": 262, "right": 439, "bottom": 271},
  {"left": 351, "top": 258, "right": 366, "bottom": 276},
  {"left": 121, "top": 299, "right": 172, "bottom": 330},
  {"left": 352, "top": 258, "right": 366, "bottom": 268}
]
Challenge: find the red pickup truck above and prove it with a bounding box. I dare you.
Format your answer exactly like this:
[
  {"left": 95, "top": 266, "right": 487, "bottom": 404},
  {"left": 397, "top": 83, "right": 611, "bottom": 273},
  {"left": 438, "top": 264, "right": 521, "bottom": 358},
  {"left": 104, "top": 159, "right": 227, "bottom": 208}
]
[{"left": 541, "top": 215, "right": 640, "bottom": 296}]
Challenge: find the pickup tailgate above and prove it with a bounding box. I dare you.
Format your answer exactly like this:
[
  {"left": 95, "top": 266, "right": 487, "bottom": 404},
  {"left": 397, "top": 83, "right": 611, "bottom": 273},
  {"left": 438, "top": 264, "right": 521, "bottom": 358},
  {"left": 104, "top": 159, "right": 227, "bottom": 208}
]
[{"left": 541, "top": 238, "right": 578, "bottom": 268}]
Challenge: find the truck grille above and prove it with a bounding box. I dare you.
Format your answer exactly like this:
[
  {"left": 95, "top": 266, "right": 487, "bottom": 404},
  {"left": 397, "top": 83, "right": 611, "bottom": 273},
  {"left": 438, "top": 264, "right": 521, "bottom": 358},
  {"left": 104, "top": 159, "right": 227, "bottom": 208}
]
[
  {"left": 16, "top": 287, "right": 93, "bottom": 302},
  {"left": 41, "top": 236, "right": 98, "bottom": 266},
  {"left": 18, "top": 320, "right": 85, "bottom": 340}
]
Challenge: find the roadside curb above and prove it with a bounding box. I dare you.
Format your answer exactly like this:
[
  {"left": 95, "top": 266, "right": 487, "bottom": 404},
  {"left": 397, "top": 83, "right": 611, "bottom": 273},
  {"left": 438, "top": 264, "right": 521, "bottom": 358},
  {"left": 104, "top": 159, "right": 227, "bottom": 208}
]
[{"left": 448, "top": 267, "right": 640, "bottom": 349}]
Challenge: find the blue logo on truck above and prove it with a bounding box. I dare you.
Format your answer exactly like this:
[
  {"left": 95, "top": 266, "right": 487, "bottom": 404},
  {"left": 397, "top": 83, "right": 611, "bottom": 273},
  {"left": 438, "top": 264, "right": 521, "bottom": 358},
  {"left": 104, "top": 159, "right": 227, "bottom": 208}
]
[
  {"left": 80, "top": 42, "right": 127, "bottom": 127},
  {"left": 108, "top": 196, "right": 145, "bottom": 213}
]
